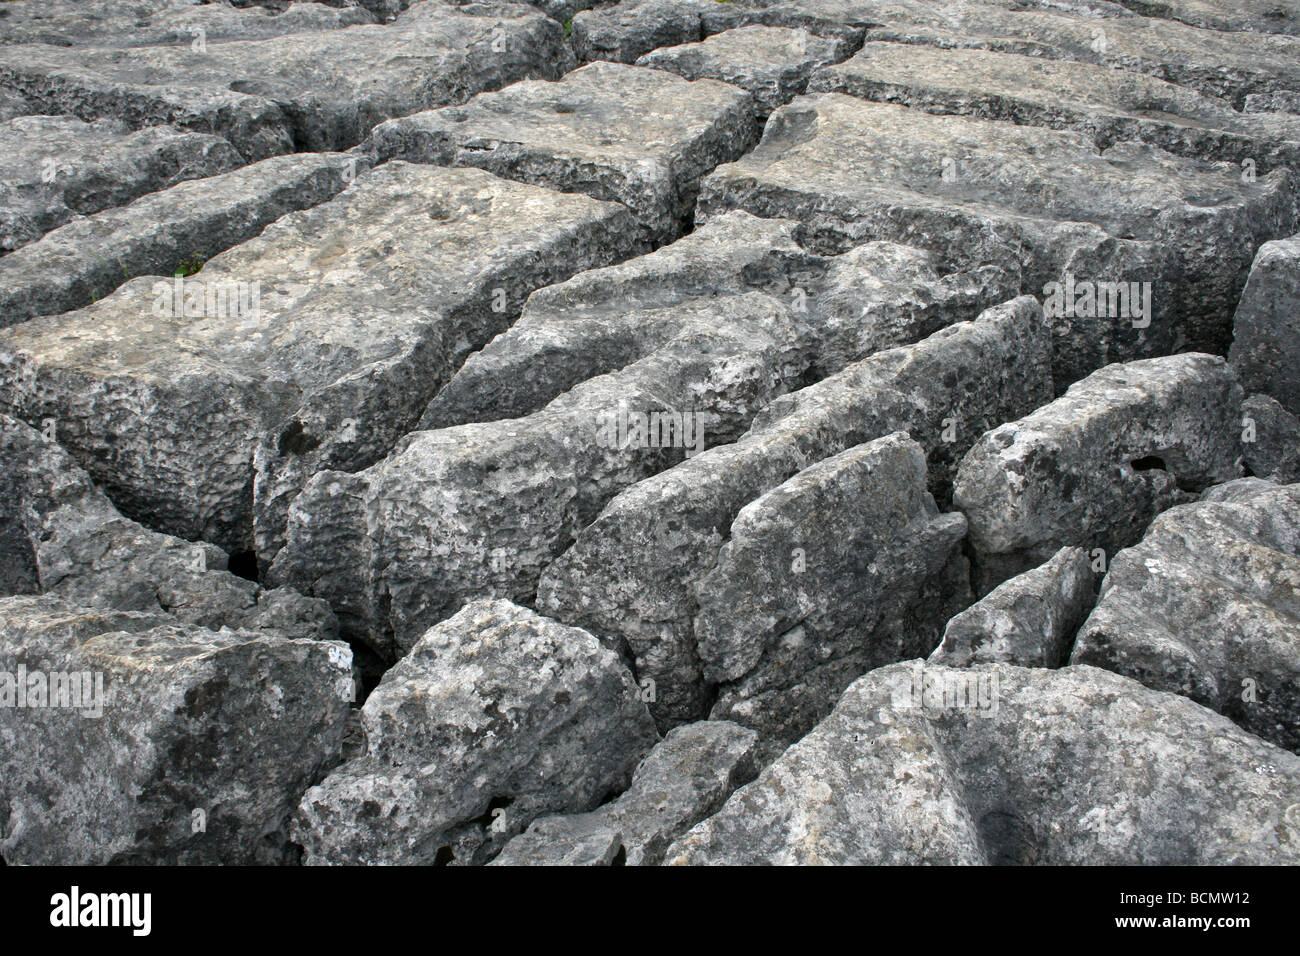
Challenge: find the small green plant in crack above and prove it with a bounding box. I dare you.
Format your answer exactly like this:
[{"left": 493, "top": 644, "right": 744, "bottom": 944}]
[
  {"left": 173, "top": 253, "right": 204, "bottom": 278},
  {"left": 563, "top": 16, "right": 574, "bottom": 36}
]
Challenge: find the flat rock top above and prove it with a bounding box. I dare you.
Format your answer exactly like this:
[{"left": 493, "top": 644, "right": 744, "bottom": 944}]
[
  {"left": 0, "top": 3, "right": 542, "bottom": 95},
  {"left": 812, "top": 40, "right": 1255, "bottom": 128},
  {"left": 0, "top": 163, "right": 624, "bottom": 396},
  {"left": 638, "top": 24, "right": 845, "bottom": 72},
  {"left": 0, "top": 0, "right": 375, "bottom": 48},
  {"left": 373, "top": 61, "right": 752, "bottom": 166},
  {"left": 706, "top": 93, "right": 1267, "bottom": 238}
]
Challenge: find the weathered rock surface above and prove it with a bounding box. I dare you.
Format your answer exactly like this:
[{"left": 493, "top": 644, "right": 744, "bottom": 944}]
[
  {"left": 1247, "top": 90, "right": 1300, "bottom": 115},
  {"left": 424, "top": 211, "right": 1013, "bottom": 430},
  {"left": 273, "top": 288, "right": 810, "bottom": 657},
  {"left": 1242, "top": 394, "right": 1300, "bottom": 483},
  {"left": 1230, "top": 235, "right": 1300, "bottom": 416},
  {"left": 0, "top": 151, "right": 362, "bottom": 328},
  {"left": 809, "top": 42, "right": 1300, "bottom": 177},
  {"left": 0, "top": 594, "right": 354, "bottom": 864},
  {"left": 539, "top": 297, "right": 1051, "bottom": 726},
  {"left": 929, "top": 546, "right": 1094, "bottom": 667},
  {"left": 954, "top": 353, "right": 1244, "bottom": 591},
  {"left": 0, "top": 163, "right": 641, "bottom": 561},
  {"left": 0, "top": 414, "right": 337, "bottom": 641},
  {"left": 0, "top": 0, "right": 374, "bottom": 48},
  {"left": 666, "top": 661, "right": 1300, "bottom": 864},
  {"left": 637, "top": 26, "right": 850, "bottom": 117},
  {"left": 275, "top": 216, "right": 1015, "bottom": 658},
  {"left": 0, "top": 2, "right": 573, "bottom": 159},
  {"left": 1107, "top": 0, "right": 1300, "bottom": 36},
  {"left": 491, "top": 720, "right": 759, "bottom": 865},
  {"left": 696, "top": 433, "right": 969, "bottom": 754},
  {"left": 367, "top": 61, "right": 758, "bottom": 241},
  {"left": 570, "top": 0, "right": 717, "bottom": 64},
  {"left": 293, "top": 600, "right": 658, "bottom": 865},
  {"left": 1072, "top": 479, "right": 1300, "bottom": 752},
  {"left": 698, "top": 95, "right": 1296, "bottom": 375},
  {"left": 0, "top": 115, "right": 241, "bottom": 254}
]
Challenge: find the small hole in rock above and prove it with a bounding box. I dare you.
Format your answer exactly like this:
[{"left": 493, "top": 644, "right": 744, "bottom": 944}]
[{"left": 1130, "top": 455, "right": 1167, "bottom": 472}]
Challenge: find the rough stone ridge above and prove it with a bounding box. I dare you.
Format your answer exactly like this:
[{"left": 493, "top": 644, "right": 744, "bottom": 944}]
[
  {"left": 697, "top": 94, "right": 1297, "bottom": 377},
  {"left": 0, "top": 594, "right": 354, "bottom": 865},
  {"left": 0, "top": 414, "right": 337, "bottom": 642},
  {"left": 1072, "top": 479, "right": 1300, "bottom": 752},
  {"left": 665, "top": 661, "right": 1300, "bottom": 865},
  {"left": 0, "top": 115, "right": 242, "bottom": 254},
  {"left": 0, "top": 0, "right": 376, "bottom": 48},
  {"left": 491, "top": 720, "right": 760, "bottom": 865},
  {"left": 0, "top": 3, "right": 574, "bottom": 159},
  {"left": 293, "top": 600, "right": 659, "bottom": 866},
  {"left": 953, "top": 353, "right": 1244, "bottom": 591},
  {"left": 929, "top": 547, "right": 1095, "bottom": 667},
  {"left": 637, "top": 26, "right": 852, "bottom": 118},
  {"left": 1241, "top": 395, "right": 1300, "bottom": 484},
  {"left": 538, "top": 297, "right": 1051, "bottom": 727},
  {"left": 1229, "top": 235, "right": 1300, "bottom": 417},
  {"left": 367, "top": 61, "right": 760, "bottom": 242},
  {"left": 0, "top": 163, "right": 643, "bottom": 561},
  {"left": 0, "top": 152, "right": 364, "bottom": 328},
  {"left": 694, "top": 432, "right": 970, "bottom": 756},
  {"left": 808, "top": 42, "right": 1300, "bottom": 178}
]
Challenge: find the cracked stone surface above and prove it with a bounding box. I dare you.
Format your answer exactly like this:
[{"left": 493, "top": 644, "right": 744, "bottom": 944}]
[
  {"left": 929, "top": 546, "right": 1095, "bottom": 667},
  {"left": 539, "top": 297, "right": 1051, "bottom": 727},
  {"left": 4, "top": 0, "right": 1299, "bottom": 871},
  {"left": 0, "top": 163, "right": 642, "bottom": 561},
  {"left": 0, "top": 414, "right": 337, "bottom": 642},
  {"left": 637, "top": 26, "right": 851, "bottom": 118},
  {"left": 0, "top": 0, "right": 375, "bottom": 48},
  {"left": 808, "top": 42, "right": 1300, "bottom": 178},
  {"left": 293, "top": 600, "right": 659, "bottom": 865},
  {"left": 0, "top": 2, "right": 573, "bottom": 159},
  {"left": 953, "top": 352, "right": 1244, "bottom": 591},
  {"left": 1230, "top": 234, "right": 1300, "bottom": 417},
  {"left": 0, "top": 593, "right": 354, "bottom": 864},
  {"left": 367, "top": 61, "right": 759, "bottom": 242},
  {"left": 0, "top": 115, "right": 242, "bottom": 254},
  {"left": 665, "top": 661, "right": 1300, "bottom": 865},
  {"left": 491, "top": 720, "right": 759, "bottom": 865},
  {"left": 698, "top": 94, "right": 1298, "bottom": 378},
  {"left": 1072, "top": 479, "right": 1300, "bottom": 752},
  {"left": 0, "top": 151, "right": 362, "bottom": 328}
]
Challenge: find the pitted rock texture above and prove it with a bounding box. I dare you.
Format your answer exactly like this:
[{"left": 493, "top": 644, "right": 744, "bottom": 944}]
[
  {"left": 695, "top": 432, "right": 970, "bottom": 756},
  {"left": 0, "top": 115, "right": 242, "bottom": 253},
  {"left": 665, "top": 661, "right": 1300, "bottom": 865},
  {"left": 0, "top": 594, "right": 354, "bottom": 864},
  {"left": 1072, "top": 479, "right": 1300, "bottom": 752},
  {"left": 0, "top": 163, "right": 642, "bottom": 560},
  {"left": 808, "top": 41, "right": 1300, "bottom": 178},
  {"left": 929, "top": 546, "right": 1095, "bottom": 667},
  {"left": 0, "top": 151, "right": 363, "bottom": 328},
  {"left": 368, "top": 61, "right": 759, "bottom": 242},
  {"left": 637, "top": 26, "right": 851, "bottom": 118},
  {"left": 0, "top": 414, "right": 337, "bottom": 642},
  {"left": 1242, "top": 395, "right": 1300, "bottom": 484},
  {"left": 491, "top": 720, "right": 760, "bottom": 865},
  {"left": 539, "top": 296, "right": 1050, "bottom": 727},
  {"left": 0, "top": 0, "right": 375, "bottom": 48},
  {"left": 697, "top": 94, "right": 1297, "bottom": 377},
  {"left": 293, "top": 600, "right": 659, "bottom": 865},
  {"left": 1230, "top": 235, "right": 1300, "bottom": 416},
  {"left": 4, "top": 0, "right": 1299, "bottom": 870},
  {"left": 954, "top": 353, "right": 1244, "bottom": 591},
  {"left": 274, "top": 218, "right": 1015, "bottom": 660},
  {"left": 0, "top": 2, "right": 573, "bottom": 159}
]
